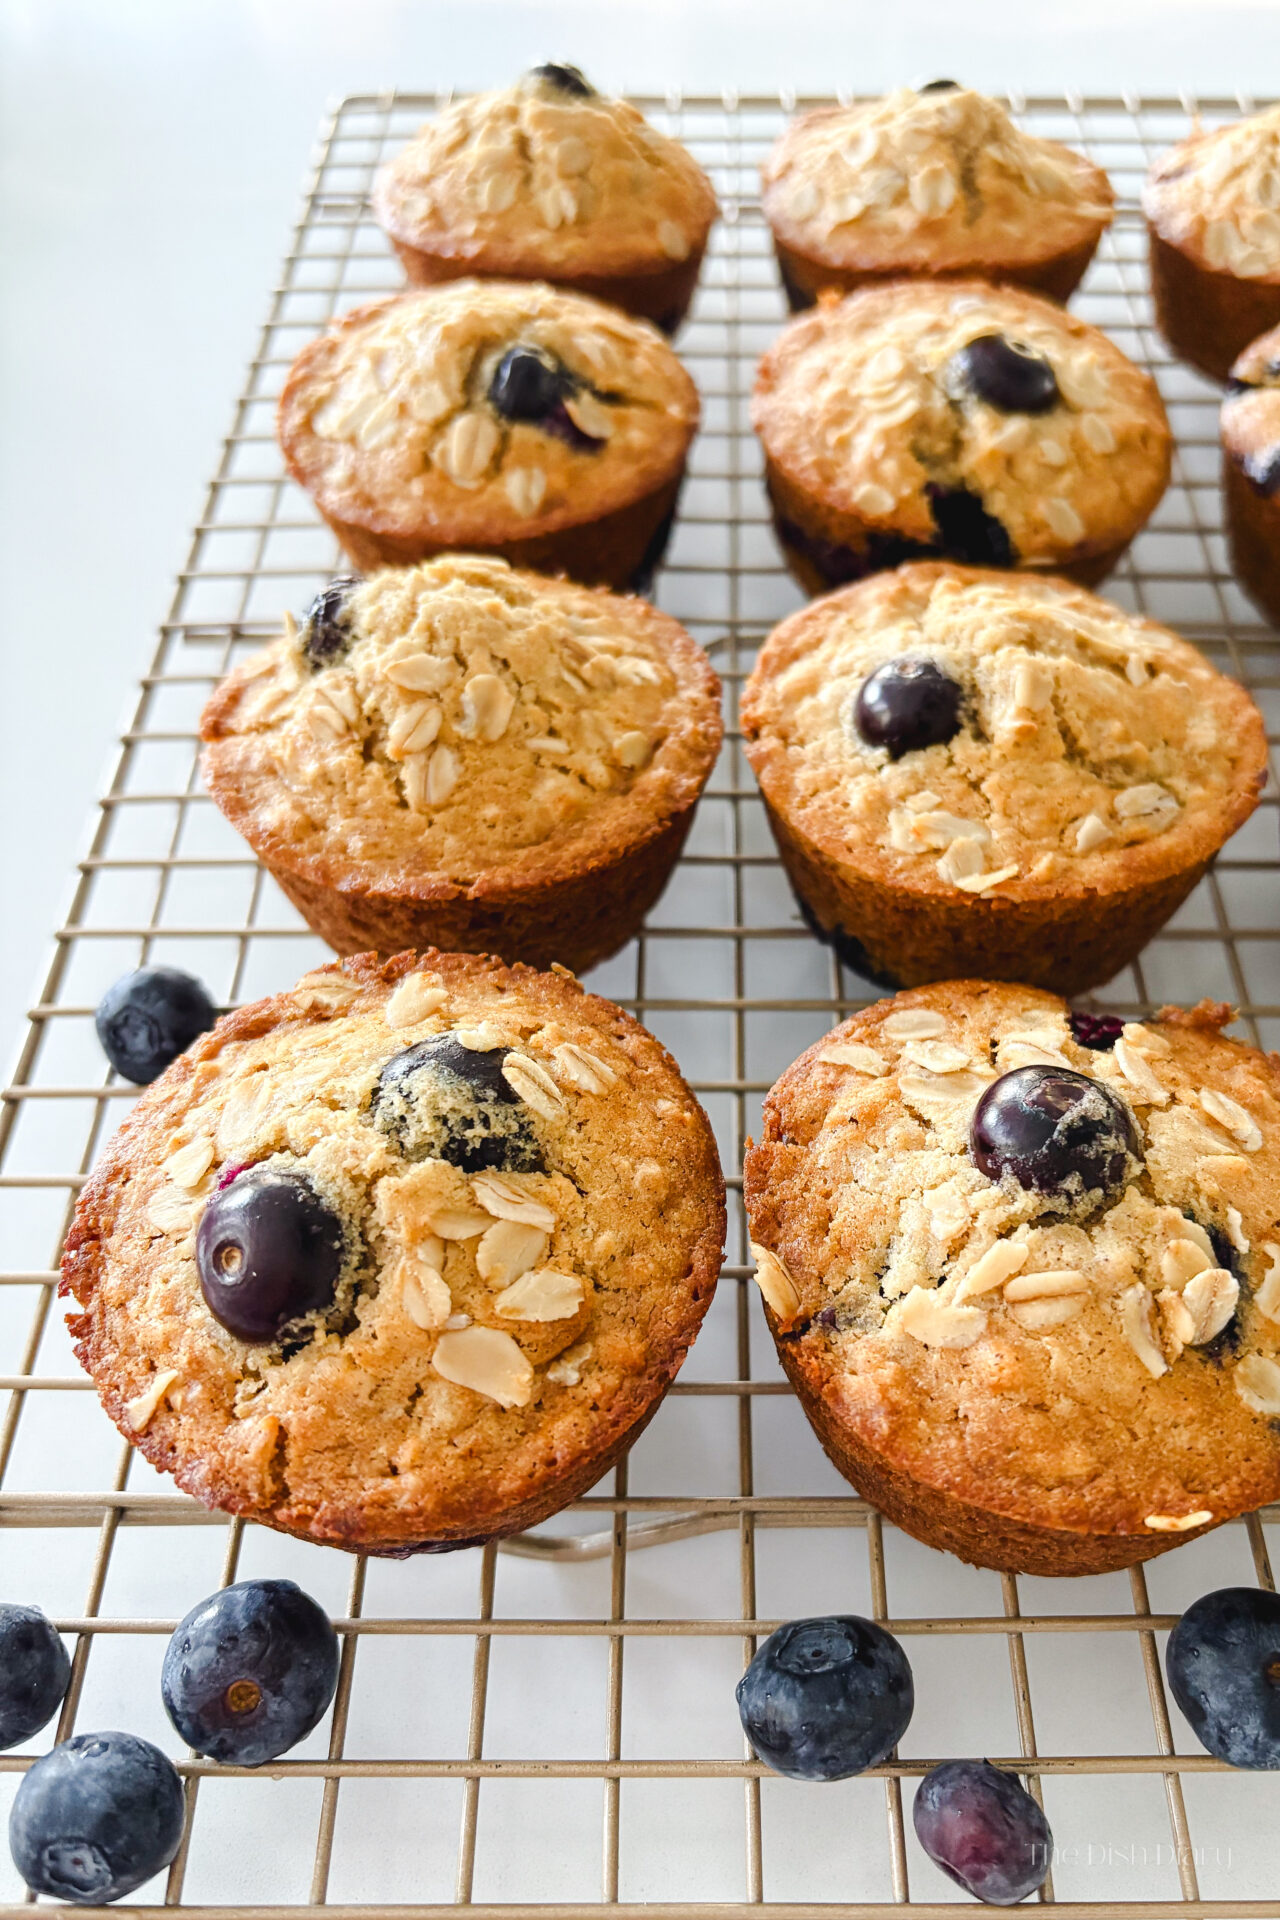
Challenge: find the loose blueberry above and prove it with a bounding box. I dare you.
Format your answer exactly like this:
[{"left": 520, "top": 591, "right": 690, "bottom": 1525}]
[
  {"left": 371, "top": 1034, "right": 544, "bottom": 1173},
  {"left": 195, "top": 1168, "right": 345, "bottom": 1343},
  {"left": 1166, "top": 1587, "right": 1280, "bottom": 1768},
  {"left": 919, "top": 78, "right": 961, "bottom": 91},
  {"left": 854, "top": 656, "right": 963, "bottom": 758},
  {"left": 301, "top": 574, "right": 360, "bottom": 668},
  {"left": 735, "top": 1615, "right": 913, "bottom": 1781},
  {"left": 528, "top": 61, "right": 595, "bottom": 97},
  {"left": 489, "top": 346, "right": 571, "bottom": 422},
  {"left": 950, "top": 333, "right": 1061, "bottom": 415},
  {"left": 1243, "top": 446, "right": 1280, "bottom": 496},
  {"left": 927, "top": 482, "right": 1016, "bottom": 567},
  {"left": 913, "top": 1759, "right": 1052, "bottom": 1905},
  {"left": 162, "top": 1579, "right": 339, "bottom": 1767},
  {"left": 0, "top": 1605, "right": 70, "bottom": 1751},
  {"left": 970, "top": 1065, "right": 1141, "bottom": 1203},
  {"left": 1067, "top": 1010, "right": 1125, "bottom": 1052},
  {"left": 95, "top": 967, "right": 217, "bottom": 1085},
  {"left": 8, "top": 1731, "right": 184, "bottom": 1905}
]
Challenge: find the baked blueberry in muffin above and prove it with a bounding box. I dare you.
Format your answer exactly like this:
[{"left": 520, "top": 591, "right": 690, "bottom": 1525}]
[
  {"left": 739, "top": 563, "right": 1267, "bottom": 994},
  {"left": 745, "top": 982, "right": 1280, "bottom": 1575},
  {"left": 373, "top": 67, "right": 718, "bottom": 332},
  {"left": 1221, "top": 320, "right": 1280, "bottom": 623},
  {"left": 763, "top": 85, "right": 1113, "bottom": 310},
  {"left": 200, "top": 556, "right": 723, "bottom": 972},
  {"left": 752, "top": 280, "right": 1170, "bottom": 592},
  {"left": 276, "top": 281, "right": 700, "bottom": 587},
  {"left": 1145, "top": 105, "right": 1280, "bottom": 382},
  {"left": 61, "top": 951, "right": 726, "bottom": 1554}
]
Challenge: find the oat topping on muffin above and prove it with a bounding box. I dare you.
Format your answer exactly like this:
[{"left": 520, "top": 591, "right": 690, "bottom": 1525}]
[
  {"left": 278, "top": 282, "right": 698, "bottom": 545},
  {"left": 744, "top": 983, "right": 1280, "bottom": 1571},
  {"left": 752, "top": 281, "right": 1170, "bottom": 577},
  {"left": 374, "top": 69, "right": 717, "bottom": 282},
  {"left": 763, "top": 87, "right": 1112, "bottom": 278},
  {"left": 1144, "top": 106, "right": 1280, "bottom": 281},
  {"left": 741, "top": 564, "right": 1263, "bottom": 900},
  {"left": 61, "top": 952, "right": 725, "bottom": 1552}
]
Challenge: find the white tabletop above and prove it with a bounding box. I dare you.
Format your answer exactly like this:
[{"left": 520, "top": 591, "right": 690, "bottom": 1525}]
[{"left": 2, "top": 0, "right": 1279, "bottom": 1052}]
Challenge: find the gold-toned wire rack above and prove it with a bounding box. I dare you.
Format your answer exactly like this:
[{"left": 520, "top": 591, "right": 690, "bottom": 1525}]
[{"left": 2, "top": 88, "right": 1280, "bottom": 1919}]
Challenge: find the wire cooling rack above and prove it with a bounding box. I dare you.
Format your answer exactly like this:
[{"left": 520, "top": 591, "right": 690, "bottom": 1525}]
[{"left": 2, "top": 89, "right": 1280, "bottom": 1920}]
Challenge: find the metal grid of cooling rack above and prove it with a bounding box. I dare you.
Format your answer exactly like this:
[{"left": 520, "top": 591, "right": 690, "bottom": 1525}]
[{"left": 1, "top": 88, "right": 1280, "bottom": 1920}]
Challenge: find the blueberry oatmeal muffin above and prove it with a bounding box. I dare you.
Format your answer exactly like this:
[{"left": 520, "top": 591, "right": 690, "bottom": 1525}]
[
  {"left": 60, "top": 950, "right": 726, "bottom": 1554},
  {"left": 763, "top": 83, "right": 1113, "bottom": 311},
  {"left": 1222, "top": 321, "right": 1280, "bottom": 622},
  {"left": 739, "top": 564, "right": 1267, "bottom": 994},
  {"left": 752, "top": 280, "right": 1170, "bottom": 593},
  {"left": 373, "top": 64, "right": 718, "bottom": 333},
  {"left": 1144, "top": 107, "right": 1280, "bottom": 383},
  {"left": 276, "top": 281, "right": 700, "bottom": 588},
  {"left": 745, "top": 981, "right": 1280, "bottom": 1575},
  {"left": 200, "top": 556, "right": 722, "bottom": 973}
]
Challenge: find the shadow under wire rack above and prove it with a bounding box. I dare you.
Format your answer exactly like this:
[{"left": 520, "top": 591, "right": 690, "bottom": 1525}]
[{"left": 2, "top": 88, "right": 1280, "bottom": 1919}]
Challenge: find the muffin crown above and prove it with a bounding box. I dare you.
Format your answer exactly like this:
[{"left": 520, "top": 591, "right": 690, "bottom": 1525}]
[
  {"left": 373, "top": 76, "right": 718, "bottom": 276},
  {"left": 61, "top": 952, "right": 725, "bottom": 1550},
  {"left": 200, "top": 555, "right": 723, "bottom": 892},
  {"left": 1223, "top": 319, "right": 1280, "bottom": 479},
  {"left": 763, "top": 88, "right": 1112, "bottom": 272},
  {"left": 752, "top": 280, "right": 1170, "bottom": 565},
  {"left": 276, "top": 282, "right": 700, "bottom": 545},
  {"left": 745, "top": 982, "right": 1280, "bottom": 1539},
  {"left": 1144, "top": 106, "right": 1280, "bottom": 280},
  {"left": 740, "top": 562, "right": 1267, "bottom": 903}
]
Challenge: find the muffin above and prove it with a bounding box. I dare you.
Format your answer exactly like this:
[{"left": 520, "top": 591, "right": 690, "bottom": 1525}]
[
  {"left": 739, "top": 564, "right": 1267, "bottom": 995},
  {"left": 60, "top": 950, "right": 726, "bottom": 1555},
  {"left": 373, "top": 64, "right": 718, "bottom": 333},
  {"left": 763, "top": 83, "right": 1113, "bottom": 311},
  {"left": 745, "top": 981, "right": 1280, "bottom": 1576},
  {"left": 752, "top": 280, "right": 1171, "bottom": 593},
  {"left": 276, "top": 281, "right": 700, "bottom": 587},
  {"left": 1222, "top": 321, "right": 1280, "bottom": 622},
  {"left": 1144, "top": 106, "right": 1280, "bottom": 383},
  {"left": 200, "top": 556, "right": 723, "bottom": 972}
]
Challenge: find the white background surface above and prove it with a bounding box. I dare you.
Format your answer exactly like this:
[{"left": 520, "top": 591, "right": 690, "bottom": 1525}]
[{"left": 1, "top": 0, "right": 1280, "bottom": 1050}]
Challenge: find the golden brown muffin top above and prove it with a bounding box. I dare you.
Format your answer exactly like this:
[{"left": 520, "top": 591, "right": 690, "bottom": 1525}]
[
  {"left": 763, "top": 87, "right": 1112, "bottom": 274},
  {"left": 200, "top": 556, "right": 722, "bottom": 899},
  {"left": 277, "top": 282, "right": 700, "bottom": 546},
  {"left": 61, "top": 951, "right": 726, "bottom": 1551},
  {"left": 1222, "top": 320, "right": 1280, "bottom": 479},
  {"left": 1144, "top": 106, "right": 1280, "bottom": 281},
  {"left": 373, "top": 68, "right": 718, "bottom": 277},
  {"left": 745, "top": 981, "right": 1280, "bottom": 1538},
  {"left": 752, "top": 281, "right": 1171, "bottom": 567},
  {"left": 740, "top": 564, "right": 1267, "bottom": 904}
]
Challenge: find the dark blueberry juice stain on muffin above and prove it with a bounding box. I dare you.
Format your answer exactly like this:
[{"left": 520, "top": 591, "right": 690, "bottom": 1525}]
[
  {"left": 1067, "top": 1010, "right": 1125, "bottom": 1051},
  {"left": 774, "top": 516, "right": 932, "bottom": 585},
  {"left": 853, "top": 656, "right": 963, "bottom": 758},
  {"left": 301, "top": 576, "right": 361, "bottom": 669},
  {"left": 371, "top": 1034, "right": 545, "bottom": 1173},
  {"left": 918, "top": 78, "right": 961, "bottom": 91},
  {"left": 487, "top": 346, "right": 607, "bottom": 452},
  {"left": 970, "top": 1065, "right": 1141, "bottom": 1207},
  {"left": 926, "top": 483, "right": 1016, "bottom": 566},
  {"left": 196, "top": 1168, "right": 346, "bottom": 1343},
  {"left": 949, "top": 333, "right": 1060, "bottom": 414},
  {"left": 528, "top": 61, "right": 595, "bottom": 97}
]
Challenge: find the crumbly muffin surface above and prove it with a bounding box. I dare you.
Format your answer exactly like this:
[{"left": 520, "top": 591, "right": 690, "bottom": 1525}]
[
  {"left": 745, "top": 983, "right": 1280, "bottom": 1535},
  {"left": 740, "top": 564, "right": 1266, "bottom": 903},
  {"left": 1223, "top": 320, "right": 1280, "bottom": 475},
  {"left": 1144, "top": 107, "right": 1280, "bottom": 280},
  {"left": 763, "top": 87, "right": 1112, "bottom": 272},
  {"left": 752, "top": 282, "right": 1170, "bottom": 566},
  {"left": 61, "top": 953, "right": 725, "bottom": 1547},
  {"left": 200, "top": 556, "right": 722, "bottom": 895},
  {"left": 276, "top": 282, "right": 699, "bottom": 543},
  {"left": 374, "top": 72, "right": 718, "bottom": 277}
]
